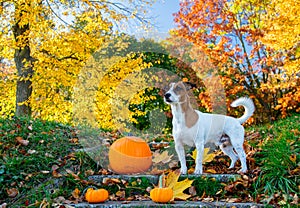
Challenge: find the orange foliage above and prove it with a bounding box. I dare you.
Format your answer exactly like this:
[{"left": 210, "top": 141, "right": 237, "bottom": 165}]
[{"left": 173, "top": 0, "right": 299, "bottom": 122}]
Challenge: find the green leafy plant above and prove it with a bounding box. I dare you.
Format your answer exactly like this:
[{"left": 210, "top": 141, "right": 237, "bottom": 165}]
[{"left": 254, "top": 115, "right": 299, "bottom": 203}]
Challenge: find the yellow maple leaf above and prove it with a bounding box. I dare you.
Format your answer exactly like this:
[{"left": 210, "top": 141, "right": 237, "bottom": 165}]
[
  {"left": 165, "top": 169, "right": 194, "bottom": 200},
  {"left": 191, "top": 148, "right": 215, "bottom": 164}
]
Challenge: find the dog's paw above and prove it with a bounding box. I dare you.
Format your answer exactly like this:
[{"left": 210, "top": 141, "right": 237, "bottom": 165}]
[
  {"left": 237, "top": 168, "right": 247, "bottom": 174},
  {"left": 180, "top": 167, "right": 187, "bottom": 175},
  {"left": 229, "top": 164, "right": 235, "bottom": 169},
  {"left": 193, "top": 169, "right": 203, "bottom": 175}
]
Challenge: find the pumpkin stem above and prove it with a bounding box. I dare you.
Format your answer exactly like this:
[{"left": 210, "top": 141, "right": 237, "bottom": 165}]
[
  {"left": 82, "top": 185, "right": 97, "bottom": 197},
  {"left": 158, "top": 173, "right": 165, "bottom": 188}
]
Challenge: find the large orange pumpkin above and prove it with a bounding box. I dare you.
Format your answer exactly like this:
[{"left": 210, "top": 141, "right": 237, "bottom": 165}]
[{"left": 109, "top": 136, "right": 152, "bottom": 174}]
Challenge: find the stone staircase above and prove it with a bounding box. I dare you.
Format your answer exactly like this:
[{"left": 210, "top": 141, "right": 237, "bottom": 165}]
[{"left": 69, "top": 174, "right": 265, "bottom": 208}]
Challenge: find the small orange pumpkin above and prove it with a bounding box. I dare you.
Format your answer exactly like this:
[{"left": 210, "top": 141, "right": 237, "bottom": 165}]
[
  {"left": 109, "top": 136, "right": 152, "bottom": 174},
  {"left": 85, "top": 188, "right": 109, "bottom": 203},
  {"left": 150, "top": 174, "right": 173, "bottom": 203}
]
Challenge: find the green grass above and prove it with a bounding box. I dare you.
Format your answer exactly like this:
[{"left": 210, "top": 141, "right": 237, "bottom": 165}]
[
  {"left": 0, "top": 114, "right": 299, "bottom": 207},
  {"left": 251, "top": 114, "right": 299, "bottom": 205},
  {"left": 0, "top": 117, "right": 97, "bottom": 206}
]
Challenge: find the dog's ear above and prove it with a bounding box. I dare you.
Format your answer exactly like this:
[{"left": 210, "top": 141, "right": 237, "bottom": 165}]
[
  {"left": 183, "top": 82, "right": 197, "bottom": 90},
  {"left": 163, "top": 82, "right": 173, "bottom": 92}
]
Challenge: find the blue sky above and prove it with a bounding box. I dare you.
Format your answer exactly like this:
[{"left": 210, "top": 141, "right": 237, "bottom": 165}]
[{"left": 151, "top": 0, "right": 181, "bottom": 33}]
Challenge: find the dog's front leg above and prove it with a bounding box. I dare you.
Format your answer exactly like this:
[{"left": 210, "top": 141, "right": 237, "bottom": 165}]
[
  {"left": 194, "top": 142, "right": 204, "bottom": 175},
  {"left": 175, "top": 141, "right": 187, "bottom": 174}
]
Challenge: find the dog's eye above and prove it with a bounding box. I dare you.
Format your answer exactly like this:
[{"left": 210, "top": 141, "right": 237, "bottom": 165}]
[
  {"left": 175, "top": 86, "right": 183, "bottom": 91},
  {"left": 163, "top": 86, "right": 169, "bottom": 92}
]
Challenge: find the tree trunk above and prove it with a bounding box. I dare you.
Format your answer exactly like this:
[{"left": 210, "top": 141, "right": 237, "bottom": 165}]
[
  {"left": 14, "top": 45, "right": 33, "bottom": 116},
  {"left": 13, "top": 5, "right": 34, "bottom": 117}
]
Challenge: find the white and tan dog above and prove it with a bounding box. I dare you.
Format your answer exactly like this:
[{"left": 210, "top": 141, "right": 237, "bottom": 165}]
[{"left": 164, "top": 81, "right": 255, "bottom": 174}]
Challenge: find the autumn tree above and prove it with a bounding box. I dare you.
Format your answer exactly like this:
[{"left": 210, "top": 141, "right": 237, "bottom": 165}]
[
  {"left": 260, "top": 0, "right": 300, "bottom": 116},
  {"left": 174, "top": 0, "right": 299, "bottom": 122},
  {"left": 0, "top": 0, "right": 154, "bottom": 118}
]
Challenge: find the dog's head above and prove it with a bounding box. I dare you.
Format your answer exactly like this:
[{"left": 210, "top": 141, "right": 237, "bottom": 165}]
[{"left": 164, "top": 81, "right": 191, "bottom": 104}]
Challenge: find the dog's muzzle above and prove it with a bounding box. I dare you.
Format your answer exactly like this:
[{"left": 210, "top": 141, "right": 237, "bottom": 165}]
[{"left": 164, "top": 92, "right": 172, "bottom": 103}]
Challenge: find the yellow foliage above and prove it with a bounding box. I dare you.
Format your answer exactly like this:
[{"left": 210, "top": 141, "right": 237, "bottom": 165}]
[
  {"left": 165, "top": 169, "right": 194, "bottom": 200},
  {"left": 191, "top": 148, "right": 216, "bottom": 164},
  {"left": 260, "top": 0, "right": 300, "bottom": 116},
  {"left": 0, "top": 0, "right": 155, "bottom": 123},
  {"left": 95, "top": 55, "right": 150, "bottom": 130},
  {"left": 0, "top": 66, "right": 16, "bottom": 118}
]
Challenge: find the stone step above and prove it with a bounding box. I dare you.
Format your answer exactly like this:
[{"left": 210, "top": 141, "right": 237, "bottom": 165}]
[
  {"left": 88, "top": 173, "right": 240, "bottom": 184},
  {"left": 73, "top": 201, "right": 264, "bottom": 208},
  {"left": 74, "top": 174, "right": 265, "bottom": 208}
]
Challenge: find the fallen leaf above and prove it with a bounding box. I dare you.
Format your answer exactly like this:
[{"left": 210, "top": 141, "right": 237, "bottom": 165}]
[
  {"left": 289, "top": 154, "right": 297, "bottom": 163},
  {"left": 7, "top": 188, "right": 18, "bottom": 198},
  {"left": 116, "top": 190, "right": 125, "bottom": 198},
  {"left": 102, "top": 177, "right": 121, "bottom": 185},
  {"left": 152, "top": 150, "right": 173, "bottom": 164},
  {"left": 206, "top": 169, "right": 217, "bottom": 174},
  {"left": 69, "top": 138, "right": 79, "bottom": 143},
  {"left": 173, "top": 178, "right": 194, "bottom": 200},
  {"left": 291, "top": 194, "right": 298, "bottom": 205},
  {"left": 149, "top": 167, "right": 164, "bottom": 175},
  {"left": 45, "top": 153, "right": 54, "bottom": 158},
  {"left": 191, "top": 148, "right": 215, "bottom": 163},
  {"left": 40, "top": 198, "right": 49, "bottom": 208},
  {"left": 71, "top": 188, "right": 80, "bottom": 199},
  {"left": 27, "top": 149, "right": 37, "bottom": 154},
  {"left": 16, "top": 137, "right": 29, "bottom": 146},
  {"left": 227, "top": 198, "right": 241, "bottom": 203},
  {"left": 52, "top": 170, "right": 63, "bottom": 178},
  {"left": 85, "top": 169, "right": 94, "bottom": 176},
  {"left": 51, "top": 165, "right": 59, "bottom": 171},
  {"left": 165, "top": 169, "right": 180, "bottom": 188},
  {"left": 202, "top": 197, "right": 214, "bottom": 202},
  {"left": 165, "top": 169, "right": 194, "bottom": 200},
  {"left": 189, "top": 186, "right": 197, "bottom": 196},
  {"left": 0, "top": 203, "right": 7, "bottom": 208},
  {"left": 66, "top": 169, "right": 80, "bottom": 180},
  {"left": 28, "top": 125, "right": 33, "bottom": 131}
]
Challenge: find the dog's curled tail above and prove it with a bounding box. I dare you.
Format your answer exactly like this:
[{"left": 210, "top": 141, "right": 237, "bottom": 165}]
[{"left": 231, "top": 97, "right": 255, "bottom": 124}]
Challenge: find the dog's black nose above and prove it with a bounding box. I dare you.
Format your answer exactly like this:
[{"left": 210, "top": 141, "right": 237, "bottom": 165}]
[{"left": 164, "top": 93, "right": 171, "bottom": 98}]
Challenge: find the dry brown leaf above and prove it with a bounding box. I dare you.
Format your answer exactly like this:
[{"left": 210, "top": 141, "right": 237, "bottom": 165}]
[
  {"left": 16, "top": 136, "right": 29, "bottom": 146},
  {"left": 289, "top": 154, "right": 297, "bottom": 163},
  {"left": 71, "top": 188, "right": 80, "bottom": 199},
  {"left": 0, "top": 203, "right": 7, "bottom": 208},
  {"left": 152, "top": 150, "right": 173, "bottom": 164},
  {"left": 66, "top": 169, "right": 80, "bottom": 180},
  {"left": 27, "top": 149, "right": 37, "bottom": 154},
  {"left": 149, "top": 167, "right": 164, "bottom": 175},
  {"left": 52, "top": 170, "right": 63, "bottom": 178},
  {"left": 102, "top": 177, "right": 121, "bottom": 185},
  {"left": 227, "top": 198, "right": 241, "bottom": 203},
  {"left": 51, "top": 165, "right": 59, "bottom": 171},
  {"left": 27, "top": 125, "right": 33, "bottom": 131},
  {"left": 116, "top": 190, "right": 125, "bottom": 198},
  {"left": 7, "top": 188, "right": 18, "bottom": 198},
  {"left": 202, "top": 197, "right": 214, "bottom": 202},
  {"left": 85, "top": 169, "right": 94, "bottom": 176},
  {"left": 188, "top": 186, "right": 197, "bottom": 196}
]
